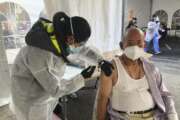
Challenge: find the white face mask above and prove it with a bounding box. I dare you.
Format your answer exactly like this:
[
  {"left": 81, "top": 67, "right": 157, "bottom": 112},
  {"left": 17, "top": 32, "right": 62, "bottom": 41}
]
[{"left": 124, "top": 46, "right": 144, "bottom": 60}]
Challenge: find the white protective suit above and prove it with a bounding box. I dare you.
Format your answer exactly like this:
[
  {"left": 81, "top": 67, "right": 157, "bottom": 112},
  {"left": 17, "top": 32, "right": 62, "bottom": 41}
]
[
  {"left": 10, "top": 46, "right": 85, "bottom": 120},
  {"left": 145, "top": 21, "right": 156, "bottom": 42}
]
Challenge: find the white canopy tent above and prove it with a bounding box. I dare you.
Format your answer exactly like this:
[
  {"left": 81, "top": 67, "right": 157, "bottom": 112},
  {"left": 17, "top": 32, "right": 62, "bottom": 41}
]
[
  {"left": 0, "top": 0, "right": 44, "bottom": 23},
  {"left": 0, "top": 36, "right": 11, "bottom": 106},
  {"left": 0, "top": 0, "right": 124, "bottom": 107},
  {"left": 44, "top": 0, "right": 123, "bottom": 52},
  {"left": 0, "top": 0, "right": 44, "bottom": 106}
]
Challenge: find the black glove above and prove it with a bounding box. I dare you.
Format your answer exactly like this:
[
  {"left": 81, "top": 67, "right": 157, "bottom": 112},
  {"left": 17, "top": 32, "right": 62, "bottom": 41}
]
[
  {"left": 81, "top": 66, "right": 96, "bottom": 79},
  {"left": 99, "top": 60, "right": 114, "bottom": 76}
]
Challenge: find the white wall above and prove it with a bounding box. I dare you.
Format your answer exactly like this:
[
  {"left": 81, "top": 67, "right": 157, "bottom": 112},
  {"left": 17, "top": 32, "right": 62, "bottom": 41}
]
[
  {"left": 152, "top": 0, "right": 180, "bottom": 28},
  {"left": 125, "top": 0, "right": 151, "bottom": 28}
]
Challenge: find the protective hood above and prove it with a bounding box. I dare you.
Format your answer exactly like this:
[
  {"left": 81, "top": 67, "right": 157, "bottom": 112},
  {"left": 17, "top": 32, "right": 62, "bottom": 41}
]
[{"left": 25, "top": 18, "right": 70, "bottom": 62}]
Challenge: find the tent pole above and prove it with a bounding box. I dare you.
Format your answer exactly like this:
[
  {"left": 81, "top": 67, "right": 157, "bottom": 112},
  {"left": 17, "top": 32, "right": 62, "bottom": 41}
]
[
  {"left": 121, "top": 0, "right": 126, "bottom": 41},
  {"left": 150, "top": 0, "right": 153, "bottom": 19}
]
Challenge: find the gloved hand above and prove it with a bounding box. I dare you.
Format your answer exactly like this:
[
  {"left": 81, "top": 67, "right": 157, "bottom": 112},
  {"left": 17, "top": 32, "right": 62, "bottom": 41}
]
[
  {"left": 99, "top": 60, "right": 114, "bottom": 76},
  {"left": 81, "top": 66, "right": 96, "bottom": 79}
]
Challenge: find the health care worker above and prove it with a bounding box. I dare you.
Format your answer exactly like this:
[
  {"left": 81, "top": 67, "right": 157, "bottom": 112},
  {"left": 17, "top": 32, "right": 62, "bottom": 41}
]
[
  {"left": 145, "top": 17, "right": 161, "bottom": 54},
  {"left": 10, "top": 12, "right": 98, "bottom": 120}
]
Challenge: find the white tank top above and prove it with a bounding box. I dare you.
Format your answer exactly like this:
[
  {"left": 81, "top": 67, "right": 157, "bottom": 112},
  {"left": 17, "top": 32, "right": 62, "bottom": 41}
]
[{"left": 111, "top": 57, "right": 155, "bottom": 112}]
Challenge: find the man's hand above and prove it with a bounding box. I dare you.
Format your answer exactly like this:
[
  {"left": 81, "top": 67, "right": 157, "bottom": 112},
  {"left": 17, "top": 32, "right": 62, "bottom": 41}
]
[
  {"left": 81, "top": 66, "right": 96, "bottom": 79},
  {"left": 99, "top": 60, "right": 114, "bottom": 76}
]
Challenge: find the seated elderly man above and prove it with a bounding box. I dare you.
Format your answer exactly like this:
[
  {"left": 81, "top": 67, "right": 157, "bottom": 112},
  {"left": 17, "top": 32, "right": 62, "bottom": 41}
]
[{"left": 97, "top": 28, "right": 178, "bottom": 120}]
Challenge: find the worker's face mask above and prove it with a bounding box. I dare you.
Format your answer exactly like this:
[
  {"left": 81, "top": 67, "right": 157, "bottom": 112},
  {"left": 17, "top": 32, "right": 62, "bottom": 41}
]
[
  {"left": 69, "top": 40, "right": 86, "bottom": 54},
  {"left": 69, "top": 46, "right": 82, "bottom": 54},
  {"left": 124, "top": 46, "right": 144, "bottom": 60}
]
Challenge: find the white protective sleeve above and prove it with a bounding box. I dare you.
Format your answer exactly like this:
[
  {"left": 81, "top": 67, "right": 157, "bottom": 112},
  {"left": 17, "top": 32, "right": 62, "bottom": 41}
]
[{"left": 23, "top": 46, "right": 85, "bottom": 98}]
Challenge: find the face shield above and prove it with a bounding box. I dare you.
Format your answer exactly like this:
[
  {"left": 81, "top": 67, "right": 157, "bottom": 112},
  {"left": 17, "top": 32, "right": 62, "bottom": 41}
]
[
  {"left": 68, "top": 18, "right": 87, "bottom": 54},
  {"left": 67, "top": 46, "right": 104, "bottom": 66},
  {"left": 52, "top": 12, "right": 91, "bottom": 63}
]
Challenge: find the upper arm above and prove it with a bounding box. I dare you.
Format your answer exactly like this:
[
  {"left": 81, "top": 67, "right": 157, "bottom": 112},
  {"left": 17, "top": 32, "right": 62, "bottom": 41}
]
[
  {"left": 98, "top": 59, "right": 117, "bottom": 97},
  {"left": 24, "top": 47, "right": 85, "bottom": 97},
  {"left": 98, "top": 72, "right": 113, "bottom": 99},
  {"left": 98, "top": 58, "right": 117, "bottom": 99},
  {"left": 23, "top": 48, "right": 61, "bottom": 97},
  {"left": 111, "top": 59, "right": 118, "bottom": 86},
  {"left": 97, "top": 64, "right": 115, "bottom": 120},
  {"left": 24, "top": 47, "right": 51, "bottom": 73}
]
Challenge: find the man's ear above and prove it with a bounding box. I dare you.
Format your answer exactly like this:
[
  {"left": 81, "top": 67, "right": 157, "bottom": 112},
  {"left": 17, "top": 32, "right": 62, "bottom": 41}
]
[{"left": 119, "top": 41, "right": 124, "bottom": 50}]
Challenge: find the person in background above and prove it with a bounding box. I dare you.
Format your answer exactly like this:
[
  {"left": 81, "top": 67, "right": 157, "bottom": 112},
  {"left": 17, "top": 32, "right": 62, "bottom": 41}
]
[
  {"left": 145, "top": 18, "right": 156, "bottom": 52},
  {"left": 145, "top": 16, "right": 161, "bottom": 54},
  {"left": 97, "top": 28, "right": 178, "bottom": 120},
  {"left": 159, "top": 23, "right": 168, "bottom": 46},
  {"left": 153, "top": 16, "right": 161, "bottom": 54}
]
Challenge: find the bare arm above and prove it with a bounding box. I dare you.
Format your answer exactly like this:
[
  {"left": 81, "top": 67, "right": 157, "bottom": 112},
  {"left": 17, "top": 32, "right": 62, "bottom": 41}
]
[
  {"left": 97, "top": 72, "right": 113, "bottom": 120},
  {"left": 97, "top": 60, "right": 116, "bottom": 120}
]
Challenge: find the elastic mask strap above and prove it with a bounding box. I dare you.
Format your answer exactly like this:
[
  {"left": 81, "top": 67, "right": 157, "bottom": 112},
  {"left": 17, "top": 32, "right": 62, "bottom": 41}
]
[{"left": 70, "top": 17, "right": 74, "bottom": 35}]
